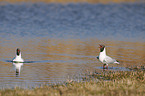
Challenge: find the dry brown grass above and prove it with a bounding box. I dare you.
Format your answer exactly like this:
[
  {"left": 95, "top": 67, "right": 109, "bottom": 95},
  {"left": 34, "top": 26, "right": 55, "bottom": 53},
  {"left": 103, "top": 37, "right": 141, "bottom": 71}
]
[{"left": 0, "top": 70, "right": 145, "bottom": 96}]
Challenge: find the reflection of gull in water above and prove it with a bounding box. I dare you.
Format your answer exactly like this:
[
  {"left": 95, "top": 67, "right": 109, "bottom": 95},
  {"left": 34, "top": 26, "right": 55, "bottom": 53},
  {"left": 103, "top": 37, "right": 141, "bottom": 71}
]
[{"left": 13, "top": 62, "right": 23, "bottom": 77}]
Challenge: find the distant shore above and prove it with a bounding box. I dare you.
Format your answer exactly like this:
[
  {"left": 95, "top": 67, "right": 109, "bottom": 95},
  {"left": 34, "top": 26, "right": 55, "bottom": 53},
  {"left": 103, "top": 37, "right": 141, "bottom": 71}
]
[{"left": 0, "top": 0, "right": 143, "bottom": 3}]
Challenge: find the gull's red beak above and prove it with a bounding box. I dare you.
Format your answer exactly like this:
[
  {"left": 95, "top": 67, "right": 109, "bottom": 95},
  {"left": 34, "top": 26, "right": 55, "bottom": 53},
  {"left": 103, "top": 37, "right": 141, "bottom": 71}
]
[{"left": 99, "top": 44, "right": 101, "bottom": 48}]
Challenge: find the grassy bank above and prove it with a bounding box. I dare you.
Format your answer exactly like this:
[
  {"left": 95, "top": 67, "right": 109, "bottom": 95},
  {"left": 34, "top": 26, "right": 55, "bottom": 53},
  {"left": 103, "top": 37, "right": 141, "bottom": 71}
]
[{"left": 0, "top": 70, "right": 145, "bottom": 96}]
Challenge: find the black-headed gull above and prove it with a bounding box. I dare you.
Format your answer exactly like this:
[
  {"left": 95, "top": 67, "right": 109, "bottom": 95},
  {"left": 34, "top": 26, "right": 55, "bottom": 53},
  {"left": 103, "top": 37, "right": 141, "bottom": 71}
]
[
  {"left": 97, "top": 45, "right": 119, "bottom": 69},
  {"left": 12, "top": 48, "right": 24, "bottom": 63}
]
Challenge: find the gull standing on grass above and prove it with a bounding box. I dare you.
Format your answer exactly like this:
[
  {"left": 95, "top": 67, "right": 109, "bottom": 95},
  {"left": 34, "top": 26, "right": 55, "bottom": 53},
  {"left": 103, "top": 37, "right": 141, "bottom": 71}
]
[{"left": 97, "top": 45, "right": 119, "bottom": 69}]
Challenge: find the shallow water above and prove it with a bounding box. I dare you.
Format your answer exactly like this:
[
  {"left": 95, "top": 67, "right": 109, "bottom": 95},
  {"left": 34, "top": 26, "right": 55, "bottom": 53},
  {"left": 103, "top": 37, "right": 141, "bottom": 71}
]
[{"left": 0, "top": 2, "right": 145, "bottom": 89}]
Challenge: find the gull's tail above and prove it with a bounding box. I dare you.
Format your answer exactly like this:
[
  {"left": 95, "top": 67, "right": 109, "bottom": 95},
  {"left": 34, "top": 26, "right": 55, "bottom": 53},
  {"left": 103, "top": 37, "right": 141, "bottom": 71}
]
[{"left": 114, "top": 60, "right": 120, "bottom": 64}]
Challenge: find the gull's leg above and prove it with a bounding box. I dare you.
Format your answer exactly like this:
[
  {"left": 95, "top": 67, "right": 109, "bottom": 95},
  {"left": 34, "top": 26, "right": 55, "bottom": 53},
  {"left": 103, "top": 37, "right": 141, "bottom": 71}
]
[
  {"left": 103, "top": 64, "right": 106, "bottom": 69},
  {"left": 106, "top": 64, "right": 108, "bottom": 69}
]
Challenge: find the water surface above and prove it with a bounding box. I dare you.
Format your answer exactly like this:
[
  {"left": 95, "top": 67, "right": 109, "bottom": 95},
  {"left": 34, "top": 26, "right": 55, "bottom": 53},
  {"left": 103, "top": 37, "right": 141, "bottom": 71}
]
[{"left": 0, "top": 2, "right": 145, "bottom": 89}]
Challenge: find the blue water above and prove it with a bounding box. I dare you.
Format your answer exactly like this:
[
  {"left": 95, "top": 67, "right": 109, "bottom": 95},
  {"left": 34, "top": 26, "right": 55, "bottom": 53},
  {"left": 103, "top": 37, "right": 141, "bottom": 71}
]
[
  {"left": 0, "top": 2, "right": 145, "bottom": 41},
  {"left": 0, "top": 2, "right": 145, "bottom": 89}
]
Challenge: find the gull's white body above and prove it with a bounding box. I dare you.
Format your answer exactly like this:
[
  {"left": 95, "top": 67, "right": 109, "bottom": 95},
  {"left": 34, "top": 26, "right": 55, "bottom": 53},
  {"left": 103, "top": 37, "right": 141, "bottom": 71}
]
[
  {"left": 99, "top": 48, "right": 119, "bottom": 65},
  {"left": 12, "top": 54, "right": 24, "bottom": 62}
]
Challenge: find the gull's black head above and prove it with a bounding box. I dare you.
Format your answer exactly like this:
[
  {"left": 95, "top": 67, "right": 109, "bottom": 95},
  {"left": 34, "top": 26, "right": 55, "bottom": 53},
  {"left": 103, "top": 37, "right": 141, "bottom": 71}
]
[
  {"left": 16, "top": 48, "right": 20, "bottom": 56},
  {"left": 99, "top": 45, "right": 105, "bottom": 52}
]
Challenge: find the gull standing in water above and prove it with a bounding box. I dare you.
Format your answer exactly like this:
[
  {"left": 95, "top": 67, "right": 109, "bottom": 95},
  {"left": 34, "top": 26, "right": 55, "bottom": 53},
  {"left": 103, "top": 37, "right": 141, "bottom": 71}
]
[
  {"left": 97, "top": 45, "right": 119, "bottom": 69},
  {"left": 12, "top": 48, "right": 24, "bottom": 76},
  {"left": 12, "top": 48, "right": 24, "bottom": 63}
]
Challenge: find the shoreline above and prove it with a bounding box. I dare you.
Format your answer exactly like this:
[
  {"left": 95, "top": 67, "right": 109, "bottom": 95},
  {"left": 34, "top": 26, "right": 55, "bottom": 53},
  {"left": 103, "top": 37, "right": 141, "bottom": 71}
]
[{"left": 0, "top": 69, "right": 144, "bottom": 96}]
